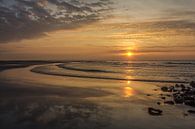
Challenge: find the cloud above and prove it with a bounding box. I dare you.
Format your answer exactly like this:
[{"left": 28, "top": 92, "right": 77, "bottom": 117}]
[
  {"left": 0, "top": 0, "right": 111, "bottom": 43},
  {"left": 98, "top": 19, "right": 195, "bottom": 41},
  {"left": 163, "top": 10, "right": 195, "bottom": 18},
  {"left": 110, "top": 48, "right": 195, "bottom": 55}
]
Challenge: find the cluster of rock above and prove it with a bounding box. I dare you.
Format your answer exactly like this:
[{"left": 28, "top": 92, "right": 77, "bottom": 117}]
[
  {"left": 148, "top": 81, "right": 195, "bottom": 116},
  {"left": 160, "top": 81, "right": 195, "bottom": 107}
]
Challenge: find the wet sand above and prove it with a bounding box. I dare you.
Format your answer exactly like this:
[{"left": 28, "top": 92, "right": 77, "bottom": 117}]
[{"left": 0, "top": 62, "right": 195, "bottom": 129}]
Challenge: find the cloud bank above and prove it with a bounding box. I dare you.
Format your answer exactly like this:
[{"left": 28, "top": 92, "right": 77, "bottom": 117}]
[{"left": 0, "top": 0, "right": 111, "bottom": 43}]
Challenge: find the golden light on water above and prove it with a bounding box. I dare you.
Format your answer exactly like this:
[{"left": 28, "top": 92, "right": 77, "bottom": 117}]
[
  {"left": 123, "top": 86, "right": 134, "bottom": 97},
  {"left": 123, "top": 80, "right": 135, "bottom": 97}
]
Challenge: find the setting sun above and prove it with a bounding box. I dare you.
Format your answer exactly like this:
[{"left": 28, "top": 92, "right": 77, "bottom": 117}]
[{"left": 127, "top": 52, "right": 133, "bottom": 57}]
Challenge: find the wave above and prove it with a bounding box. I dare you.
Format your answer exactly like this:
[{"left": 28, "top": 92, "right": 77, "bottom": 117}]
[
  {"left": 57, "top": 64, "right": 120, "bottom": 73},
  {"left": 165, "top": 62, "right": 195, "bottom": 65},
  {"left": 31, "top": 66, "right": 189, "bottom": 84}
]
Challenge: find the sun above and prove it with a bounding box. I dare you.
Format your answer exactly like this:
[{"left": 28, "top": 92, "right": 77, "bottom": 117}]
[{"left": 126, "top": 52, "right": 133, "bottom": 57}]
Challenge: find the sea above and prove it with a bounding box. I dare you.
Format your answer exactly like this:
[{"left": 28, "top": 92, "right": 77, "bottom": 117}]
[{"left": 31, "top": 60, "right": 195, "bottom": 84}]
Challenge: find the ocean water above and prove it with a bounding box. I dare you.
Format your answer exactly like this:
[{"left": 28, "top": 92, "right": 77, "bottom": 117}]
[{"left": 31, "top": 60, "right": 195, "bottom": 84}]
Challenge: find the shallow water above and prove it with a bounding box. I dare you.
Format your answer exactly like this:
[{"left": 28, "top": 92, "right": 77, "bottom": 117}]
[
  {"left": 0, "top": 61, "right": 195, "bottom": 129},
  {"left": 32, "top": 61, "right": 195, "bottom": 83}
]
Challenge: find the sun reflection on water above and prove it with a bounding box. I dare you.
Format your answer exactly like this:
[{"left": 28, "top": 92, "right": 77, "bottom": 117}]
[
  {"left": 123, "top": 81, "right": 135, "bottom": 97},
  {"left": 123, "top": 87, "right": 134, "bottom": 97}
]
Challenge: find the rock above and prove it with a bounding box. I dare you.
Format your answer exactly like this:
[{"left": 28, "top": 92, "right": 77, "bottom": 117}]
[
  {"left": 188, "top": 110, "right": 195, "bottom": 114},
  {"left": 180, "top": 84, "right": 185, "bottom": 89},
  {"left": 161, "top": 87, "right": 169, "bottom": 92},
  {"left": 185, "top": 90, "right": 195, "bottom": 95},
  {"left": 148, "top": 107, "right": 162, "bottom": 116},
  {"left": 174, "top": 87, "right": 182, "bottom": 92},
  {"left": 161, "top": 86, "right": 175, "bottom": 92},
  {"left": 173, "top": 94, "right": 184, "bottom": 104},
  {"left": 184, "top": 96, "right": 194, "bottom": 101},
  {"left": 185, "top": 100, "right": 195, "bottom": 107},
  {"left": 169, "top": 86, "right": 175, "bottom": 92},
  {"left": 164, "top": 101, "right": 174, "bottom": 105},
  {"left": 175, "top": 84, "right": 185, "bottom": 88},
  {"left": 160, "top": 83, "right": 195, "bottom": 108},
  {"left": 190, "top": 81, "right": 195, "bottom": 88},
  {"left": 166, "top": 94, "right": 172, "bottom": 97},
  {"left": 157, "top": 102, "right": 161, "bottom": 105},
  {"left": 175, "top": 84, "right": 180, "bottom": 88},
  {"left": 181, "top": 88, "right": 187, "bottom": 92},
  {"left": 184, "top": 113, "right": 188, "bottom": 116}
]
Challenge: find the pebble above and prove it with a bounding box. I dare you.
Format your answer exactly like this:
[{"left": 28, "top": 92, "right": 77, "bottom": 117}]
[
  {"left": 188, "top": 110, "right": 195, "bottom": 114},
  {"left": 190, "top": 81, "right": 195, "bottom": 88},
  {"left": 164, "top": 101, "right": 174, "bottom": 105},
  {"left": 148, "top": 107, "right": 163, "bottom": 116}
]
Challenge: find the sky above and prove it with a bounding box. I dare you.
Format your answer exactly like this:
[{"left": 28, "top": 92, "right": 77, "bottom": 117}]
[{"left": 0, "top": 0, "right": 195, "bottom": 60}]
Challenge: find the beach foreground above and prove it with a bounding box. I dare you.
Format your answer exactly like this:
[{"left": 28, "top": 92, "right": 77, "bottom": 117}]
[{"left": 0, "top": 61, "right": 195, "bottom": 129}]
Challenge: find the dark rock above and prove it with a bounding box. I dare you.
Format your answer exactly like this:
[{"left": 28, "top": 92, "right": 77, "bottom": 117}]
[
  {"left": 190, "top": 81, "right": 195, "bottom": 88},
  {"left": 165, "top": 94, "right": 172, "bottom": 97},
  {"left": 184, "top": 96, "right": 194, "bottom": 101},
  {"left": 175, "top": 84, "right": 185, "bottom": 88},
  {"left": 161, "top": 87, "right": 169, "bottom": 92},
  {"left": 164, "top": 101, "right": 174, "bottom": 105},
  {"left": 148, "top": 107, "right": 162, "bottom": 116},
  {"left": 160, "top": 83, "right": 195, "bottom": 108},
  {"left": 157, "top": 102, "right": 161, "bottom": 105},
  {"left": 181, "top": 87, "right": 191, "bottom": 92},
  {"left": 175, "top": 84, "right": 180, "bottom": 88},
  {"left": 185, "top": 100, "right": 195, "bottom": 107},
  {"left": 181, "top": 88, "right": 187, "bottom": 92},
  {"left": 185, "top": 90, "right": 195, "bottom": 95},
  {"left": 169, "top": 86, "right": 175, "bottom": 92},
  {"left": 188, "top": 110, "right": 195, "bottom": 114},
  {"left": 173, "top": 94, "right": 184, "bottom": 104},
  {"left": 161, "top": 86, "right": 175, "bottom": 92},
  {"left": 180, "top": 84, "right": 185, "bottom": 89}
]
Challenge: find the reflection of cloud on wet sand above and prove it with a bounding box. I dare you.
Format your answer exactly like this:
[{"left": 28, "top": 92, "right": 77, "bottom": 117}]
[
  {"left": 0, "top": 97, "right": 111, "bottom": 129},
  {"left": 0, "top": 71, "right": 112, "bottom": 129}
]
